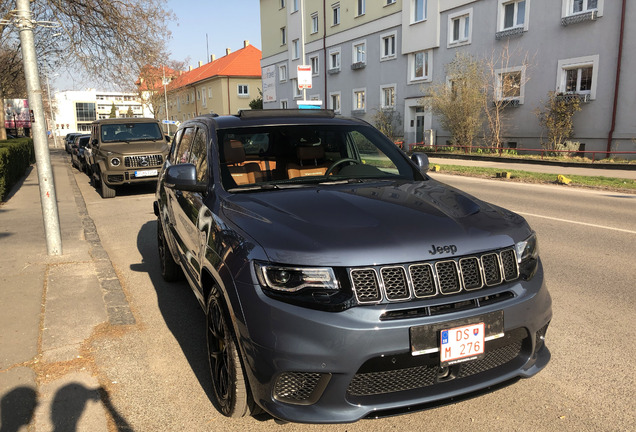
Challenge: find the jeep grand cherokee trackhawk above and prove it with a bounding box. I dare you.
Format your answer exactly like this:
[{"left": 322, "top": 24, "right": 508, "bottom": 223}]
[{"left": 153, "top": 110, "right": 551, "bottom": 424}]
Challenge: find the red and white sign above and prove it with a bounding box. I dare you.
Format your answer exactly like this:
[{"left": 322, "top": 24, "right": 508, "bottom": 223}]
[{"left": 297, "top": 65, "right": 312, "bottom": 90}]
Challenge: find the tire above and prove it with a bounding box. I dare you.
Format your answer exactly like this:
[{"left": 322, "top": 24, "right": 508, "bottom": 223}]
[
  {"left": 157, "top": 219, "right": 183, "bottom": 282},
  {"left": 100, "top": 174, "right": 116, "bottom": 198},
  {"left": 206, "top": 287, "right": 254, "bottom": 418}
]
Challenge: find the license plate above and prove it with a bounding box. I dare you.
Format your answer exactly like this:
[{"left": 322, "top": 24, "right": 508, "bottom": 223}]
[
  {"left": 440, "top": 322, "right": 485, "bottom": 366},
  {"left": 135, "top": 169, "right": 158, "bottom": 178}
]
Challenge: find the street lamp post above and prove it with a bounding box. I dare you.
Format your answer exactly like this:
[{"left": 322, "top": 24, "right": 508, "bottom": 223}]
[
  {"left": 162, "top": 66, "right": 169, "bottom": 134},
  {"left": 45, "top": 74, "right": 58, "bottom": 149}
]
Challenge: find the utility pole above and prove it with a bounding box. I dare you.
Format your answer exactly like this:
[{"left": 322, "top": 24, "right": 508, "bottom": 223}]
[{"left": 16, "top": 0, "right": 62, "bottom": 255}]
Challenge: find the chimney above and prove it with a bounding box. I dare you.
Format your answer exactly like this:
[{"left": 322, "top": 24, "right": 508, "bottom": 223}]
[
  {"left": 198, "top": 61, "right": 203, "bottom": 67},
  {"left": 189, "top": 65, "right": 193, "bottom": 71},
  {"left": 226, "top": 48, "right": 231, "bottom": 56},
  {"left": 244, "top": 40, "right": 250, "bottom": 48},
  {"left": 210, "top": 54, "right": 216, "bottom": 62}
]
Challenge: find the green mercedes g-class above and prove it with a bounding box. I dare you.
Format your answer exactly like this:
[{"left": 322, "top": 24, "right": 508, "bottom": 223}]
[{"left": 86, "top": 118, "right": 170, "bottom": 198}]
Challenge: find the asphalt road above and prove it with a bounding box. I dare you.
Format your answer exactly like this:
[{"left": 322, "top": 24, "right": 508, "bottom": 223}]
[{"left": 74, "top": 170, "right": 636, "bottom": 432}]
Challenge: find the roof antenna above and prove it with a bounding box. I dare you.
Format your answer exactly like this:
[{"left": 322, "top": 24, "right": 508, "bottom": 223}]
[{"left": 206, "top": 33, "right": 209, "bottom": 63}]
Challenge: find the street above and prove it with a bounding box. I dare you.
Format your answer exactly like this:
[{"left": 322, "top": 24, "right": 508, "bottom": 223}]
[{"left": 67, "top": 166, "right": 636, "bottom": 431}]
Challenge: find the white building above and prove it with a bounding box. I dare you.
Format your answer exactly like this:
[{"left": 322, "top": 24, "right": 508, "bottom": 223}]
[{"left": 53, "top": 89, "right": 152, "bottom": 136}]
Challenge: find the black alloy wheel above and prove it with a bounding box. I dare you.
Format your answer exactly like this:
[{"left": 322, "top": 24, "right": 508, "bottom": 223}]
[{"left": 206, "top": 287, "right": 252, "bottom": 418}]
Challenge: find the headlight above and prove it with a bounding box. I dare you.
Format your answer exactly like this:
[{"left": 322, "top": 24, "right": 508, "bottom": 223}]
[
  {"left": 110, "top": 157, "right": 121, "bottom": 167},
  {"left": 515, "top": 232, "right": 539, "bottom": 279},
  {"left": 256, "top": 264, "right": 339, "bottom": 293}
]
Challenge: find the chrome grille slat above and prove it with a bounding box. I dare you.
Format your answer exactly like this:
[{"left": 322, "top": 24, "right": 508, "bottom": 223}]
[
  {"left": 349, "top": 248, "right": 519, "bottom": 304},
  {"left": 124, "top": 154, "right": 164, "bottom": 168}
]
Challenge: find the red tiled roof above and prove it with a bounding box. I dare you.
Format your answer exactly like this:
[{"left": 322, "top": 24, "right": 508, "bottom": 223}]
[
  {"left": 167, "top": 44, "right": 262, "bottom": 91},
  {"left": 136, "top": 65, "right": 179, "bottom": 91}
]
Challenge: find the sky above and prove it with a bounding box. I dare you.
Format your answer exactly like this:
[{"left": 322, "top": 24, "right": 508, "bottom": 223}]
[{"left": 53, "top": 0, "right": 262, "bottom": 91}]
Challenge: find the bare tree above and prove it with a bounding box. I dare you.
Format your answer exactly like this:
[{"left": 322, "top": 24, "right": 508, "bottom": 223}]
[
  {"left": 136, "top": 62, "right": 184, "bottom": 119},
  {"left": 0, "top": 0, "right": 175, "bottom": 138},
  {"left": 482, "top": 42, "right": 532, "bottom": 150},
  {"left": 423, "top": 52, "right": 486, "bottom": 148}
]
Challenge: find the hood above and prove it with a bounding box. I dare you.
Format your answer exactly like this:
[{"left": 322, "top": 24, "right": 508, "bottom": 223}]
[
  {"left": 222, "top": 179, "right": 530, "bottom": 267},
  {"left": 99, "top": 141, "right": 168, "bottom": 154}
]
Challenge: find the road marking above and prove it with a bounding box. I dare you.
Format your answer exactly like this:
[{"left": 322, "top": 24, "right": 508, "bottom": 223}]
[{"left": 516, "top": 211, "right": 636, "bottom": 235}]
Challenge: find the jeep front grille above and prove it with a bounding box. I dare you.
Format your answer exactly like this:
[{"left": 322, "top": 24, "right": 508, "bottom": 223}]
[
  {"left": 350, "top": 248, "right": 519, "bottom": 304},
  {"left": 124, "top": 154, "right": 163, "bottom": 168}
]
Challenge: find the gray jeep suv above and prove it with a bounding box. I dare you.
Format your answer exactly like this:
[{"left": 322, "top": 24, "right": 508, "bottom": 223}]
[{"left": 154, "top": 110, "right": 551, "bottom": 423}]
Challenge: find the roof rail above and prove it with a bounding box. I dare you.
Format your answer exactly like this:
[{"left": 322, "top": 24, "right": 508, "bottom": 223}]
[{"left": 238, "top": 109, "right": 335, "bottom": 119}]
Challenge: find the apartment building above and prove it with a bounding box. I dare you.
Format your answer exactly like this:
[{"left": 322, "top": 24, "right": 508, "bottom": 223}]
[
  {"left": 156, "top": 42, "right": 262, "bottom": 126},
  {"left": 53, "top": 89, "right": 149, "bottom": 136},
  {"left": 260, "top": 0, "right": 634, "bottom": 155}
]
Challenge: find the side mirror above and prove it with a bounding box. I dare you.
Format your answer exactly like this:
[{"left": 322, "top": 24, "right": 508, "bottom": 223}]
[
  {"left": 165, "top": 135, "right": 171, "bottom": 143},
  {"left": 165, "top": 164, "right": 207, "bottom": 193},
  {"left": 411, "top": 152, "right": 429, "bottom": 172}
]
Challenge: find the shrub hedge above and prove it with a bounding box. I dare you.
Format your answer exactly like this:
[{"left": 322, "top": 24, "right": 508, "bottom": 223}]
[{"left": 0, "top": 138, "right": 35, "bottom": 201}]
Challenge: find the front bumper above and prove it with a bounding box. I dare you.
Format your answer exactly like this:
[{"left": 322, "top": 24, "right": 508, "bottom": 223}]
[
  {"left": 102, "top": 167, "right": 162, "bottom": 186},
  {"left": 235, "top": 265, "right": 552, "bottom": 424}
]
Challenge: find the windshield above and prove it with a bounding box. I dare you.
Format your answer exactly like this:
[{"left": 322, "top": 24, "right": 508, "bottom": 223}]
[
  {"left": 217, "top": 124, "right": 424, "bottom": 192},
  {"left": 100, "top": 122, "right": 163, "bottom": 143}
]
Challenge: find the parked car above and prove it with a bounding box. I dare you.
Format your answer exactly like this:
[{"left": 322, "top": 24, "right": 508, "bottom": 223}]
[
  {"left": 64, "top": 133, "right": 82, "bottom": 153},
  {"left": 154, "top": 110, "right": 552, "bottom": 424},
  {"left": 70, "top": 134, "right": 91, "bottom": 172},
  {"left": 86, "top": 118, "right": 170, "bottom": 198}
]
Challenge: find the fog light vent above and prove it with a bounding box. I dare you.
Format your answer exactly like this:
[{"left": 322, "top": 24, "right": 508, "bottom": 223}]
[{"left": 273, "top": 372, "right": 331, "bottom": 405}]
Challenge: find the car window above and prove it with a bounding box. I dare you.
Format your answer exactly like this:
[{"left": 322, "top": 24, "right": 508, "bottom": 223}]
[
  {"left": 175, "top": 127, "right": 195, "bottom": 164},
  {"left": 188, "top": 128, "right": 208, "bottom": 183},
  {"left": 101, "top": 122, "right": 163, "bottom": 142},
  {"left": 216, "top": 124, "right": 422, "bottom": 191},
  {"left": 168, "top": 128, "right": 185, "bottom": 162}
]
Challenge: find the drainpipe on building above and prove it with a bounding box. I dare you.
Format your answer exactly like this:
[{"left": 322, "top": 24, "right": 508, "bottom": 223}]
[
  {"left": 227, "top": 77, "right": 231, "bottom": 115},
  {"left": 323, "top": 0, "right": 327, "bottom": 106},
  {"left": 606, "top": 0, "right": 626, "bottom": 158}
]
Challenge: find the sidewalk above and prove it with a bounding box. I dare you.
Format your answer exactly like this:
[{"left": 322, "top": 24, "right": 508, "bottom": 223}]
[
  {"left": 427, "top": 155, "right": 636, "bottom": 180},
  {"left": 0, "top": 149, "right": 132, "bottom": 431}
]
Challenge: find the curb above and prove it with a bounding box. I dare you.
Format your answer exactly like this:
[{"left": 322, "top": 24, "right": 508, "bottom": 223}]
[
  {"left": 66, "top": 163, "right": 135, "bottom": 326},
  {"left": 422, "top": 152, "right": 636, "bottom": 171}
]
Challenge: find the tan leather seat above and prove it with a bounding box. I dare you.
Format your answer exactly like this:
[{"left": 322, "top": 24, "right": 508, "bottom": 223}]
[
  {"left": 287, "top": 145, "right": 329, "bottom": 179},
  {"left": 224, "top": 139, "right": 261, "bottom": 185}
]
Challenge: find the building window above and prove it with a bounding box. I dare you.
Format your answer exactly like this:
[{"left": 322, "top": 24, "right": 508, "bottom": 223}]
[
  {"left": 311, "top": 13, "right": 319, "bottom": 34},
  {"left": 381, "top": 32, "right": 396, "bottom": 60},
  {"left": 329, "top": 49, "right": 341, "bottom": 71},
  {"left": 281, "top": 99, "right": 288, "bottom": 109},
  {"left": 571, "top": 0, "right": 598, "bottom": 14},
  {"left": 292, "top": 79, "right": 302, "bottom": 99},
  {"left": 353, "top": 88, "right": 366, "bottom": 111},
  {"left": 413, "top": 0, "right": 427, "bottom": 23},
  {"left": 75, "top": 102, "right": 96, "bottom": 122},
  {"left": 381, "top": 85, "right": 396, "bottom": 109},
  {"left": 556, "top": 55, "right": 599, "bottom": 100},
  {"left": 310, "top": 56, "right": 319, "bottom": 76},
  {"left": 329, "top": 91, "right": 341, "bottom": 113},
  {"left": 292, "top": 0, "right": 298, "bottom": 12},
  {"left": 386, "top": 0, "right": 396, "bottom": 4},
  {"left": 353, "top": 40, "right": 366, "bottom": 65},
  {"left": 208, "top": 87, "right": 212, "bottom": 98},
  {"left": 292, "top": 39, "right": 300, "bottom": 59},
  {"left": 448, "top": 9, "right": 472, "bottom": 47},
  {"left": 279, "top": 64, "right": 288, "bottom": 82},
  {"left": 496, "top": 67, "right": 526, "bottom": 103},
  {"left": 410, "top": 50, "right": 431, "bottom": 82},
  {"left": 357, "top": 0, "right": 365, "bottom": 16},
  {"left": 281, "top": 27, "right": 286, "bottom": 45},
  {"left": 503, "top": 0, "right": 525, "bottom": 29},
  {"left": 238, "top": 85, "right": 249, "bottom": 96},
  {"left": 280, "top": 0, "right": 285, "bottom": 8},
  {"left": 332, "top": 2, "right": 340, "bottom": 25}
]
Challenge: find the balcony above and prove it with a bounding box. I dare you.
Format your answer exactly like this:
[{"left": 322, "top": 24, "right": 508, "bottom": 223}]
[
  {"left": 351, "top": 62, "right": 366, "bottom": 71},
  {"left": 555, "top": 93, "right": 591, "bottom": 103},
  {"left": 495, "top": 26, "right": 524, "bottom": 40},
  {"left": 561, "top": 10, "right": 597, "bottom": 26}
]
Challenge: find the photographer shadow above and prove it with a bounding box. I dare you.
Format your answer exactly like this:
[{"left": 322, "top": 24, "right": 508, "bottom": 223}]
[{"left": 0, "top": 384, "right": 132, "bottom": 432}]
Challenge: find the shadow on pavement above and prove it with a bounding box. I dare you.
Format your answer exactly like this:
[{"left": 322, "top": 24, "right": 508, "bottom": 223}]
[
  {"left": 0, "top": 384, "right": 132, "bottom": 432},
  {"left": 133, "top": 221, "right": 214, "bottom": 404}
]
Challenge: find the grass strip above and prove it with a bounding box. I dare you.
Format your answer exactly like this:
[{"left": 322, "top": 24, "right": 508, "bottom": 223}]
[{"left": 435, "top": 164, "right": 636, "bottom": 193}]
